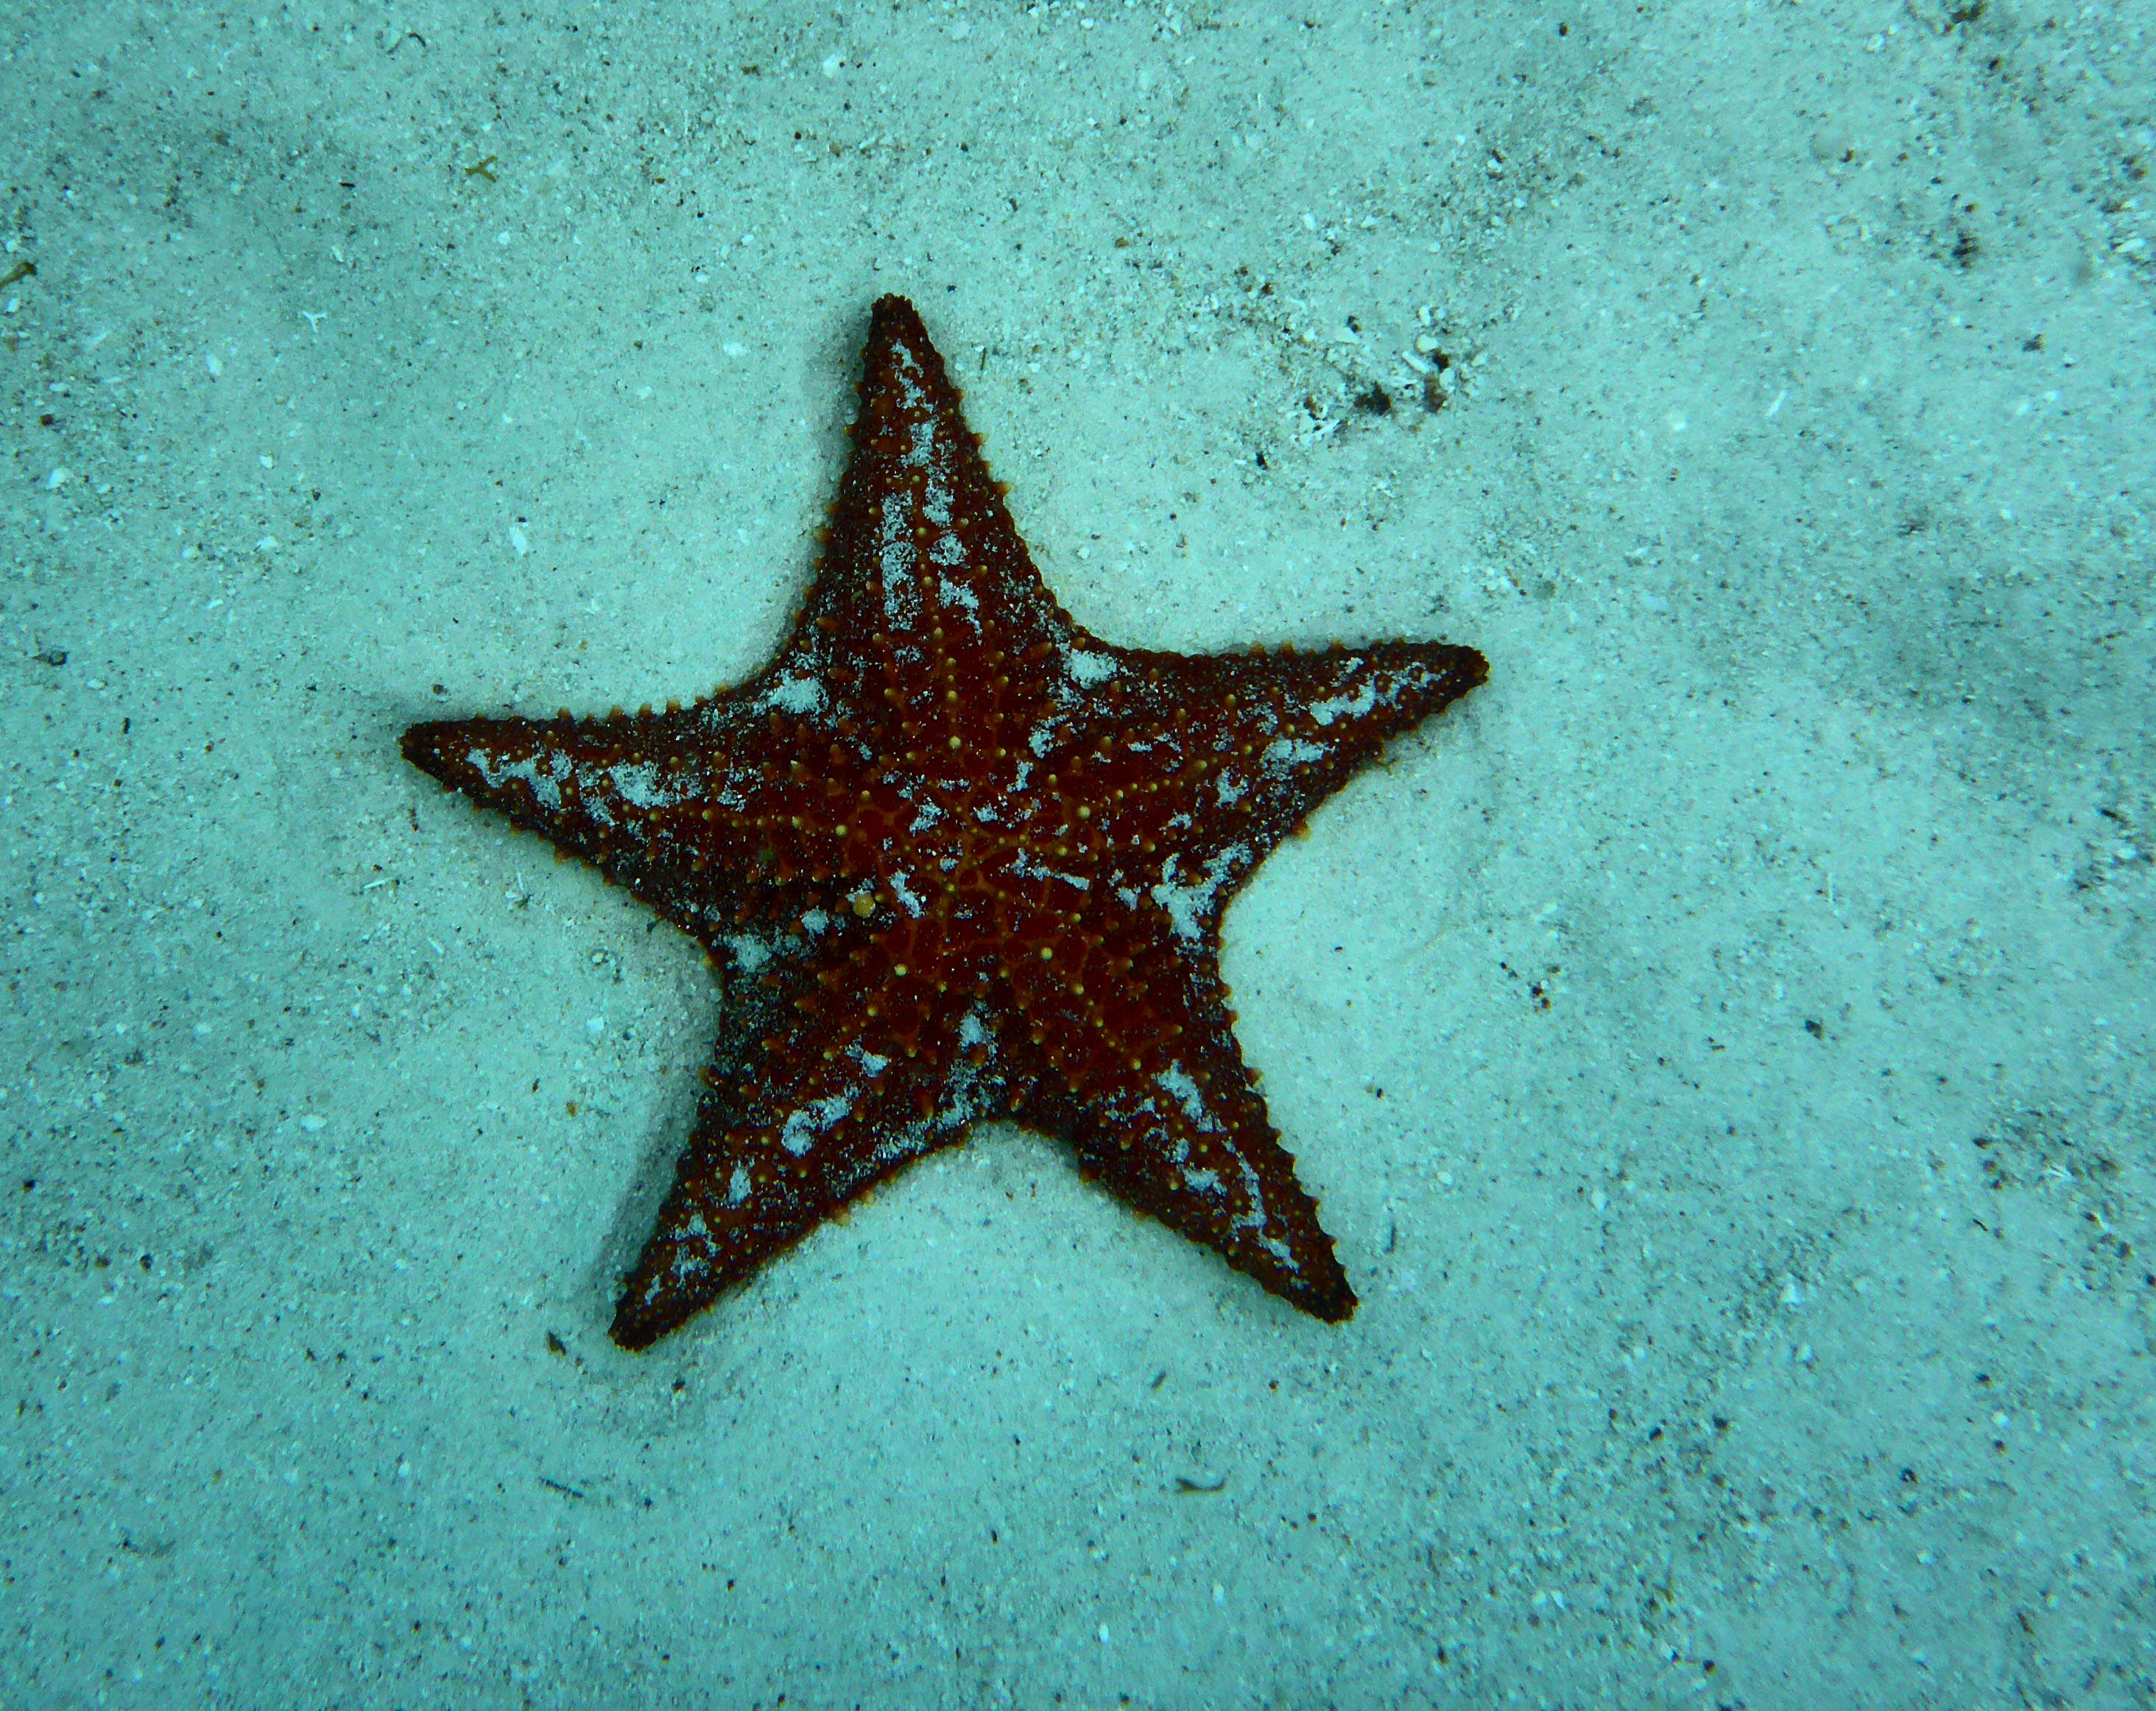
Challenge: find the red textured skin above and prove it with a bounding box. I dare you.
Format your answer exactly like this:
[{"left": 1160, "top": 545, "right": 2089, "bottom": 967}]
[{"left": 401, "top": 297, "right": 1487, "bottom": 1350}]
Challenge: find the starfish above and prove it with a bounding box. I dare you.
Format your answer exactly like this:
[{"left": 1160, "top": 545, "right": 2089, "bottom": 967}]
[{"left": 402, "top": 296, "right": 1487, "bottom": 1349}]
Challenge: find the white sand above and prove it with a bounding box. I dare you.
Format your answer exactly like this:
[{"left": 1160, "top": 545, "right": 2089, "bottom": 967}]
[{"left": 4, "top": 2, "right": 2152, "bottom": 1705}]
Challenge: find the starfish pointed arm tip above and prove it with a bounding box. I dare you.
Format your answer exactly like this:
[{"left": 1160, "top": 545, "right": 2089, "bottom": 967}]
[
  {"left": 868, "top": 291, "right": 924, "bottom": 329},
  {"left": 607, "top": 1302, "right": 666, "bottom": 1352},
  {"left": 398, "top": 718, "right": 450, "bottom": 775},
  {"left": 1311, "top": 1275, "right": 1358, "bottom": 1322}
]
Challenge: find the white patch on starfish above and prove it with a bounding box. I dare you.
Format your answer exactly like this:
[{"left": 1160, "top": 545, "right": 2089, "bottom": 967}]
[
  {"left": 1308, "top": 677, "right": 1378, "bottom": 727},
  {"left": 1263, "top": 737, "right": 1327, "bottom": 775},
  {"left": 1064, "top": 647, "right": 1118, "bottom": 686},
  {"left": 1012, "top": 850, "right": 1091, "bottom": 892},
  {"left": 1155, "top": 1063, "right": 1219, "bottom": 1132},
  {"left": 468, "top": 747, "right": 568, "bottom": 811},
  {"left": 782, "top": 1088, "right": 859, "bottom": 1156},
  {"left": 764, "top": 674, "right": 828, "bottom": 716},
  {"left": 1151, "top": 847, "right": 1244, "bottom": 942},
  {"left": 608, "top": 761, "right": 677, "bottom": 810}
]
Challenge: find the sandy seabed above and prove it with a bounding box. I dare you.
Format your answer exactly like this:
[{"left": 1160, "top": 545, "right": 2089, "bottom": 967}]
[{"left": 3, "top": 2, "right": 2152, "bottom": 1707}]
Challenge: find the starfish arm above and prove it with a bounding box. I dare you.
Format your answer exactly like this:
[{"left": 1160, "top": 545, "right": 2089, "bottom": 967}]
[
  {"left": 772, "top": 295, "right": 1074, "bottom": 732},
  {"left": 402, "top": 703, "right": 889, "bottom": 942},
  {"left": 609, "top": 948, "right": 993, "bottom": 1349},
  {"left": 1149, "top": 638, "right": 1485, "bottom": 862},
  {"left": 403, "top": 710, "right": 735, "bottom": 925},
  {"left": 1043, "top": 639, "right": 1483, "bottom": 941},
  {"left": 1004, "top": 930, "right": 1356, "bottom": 1320}
]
